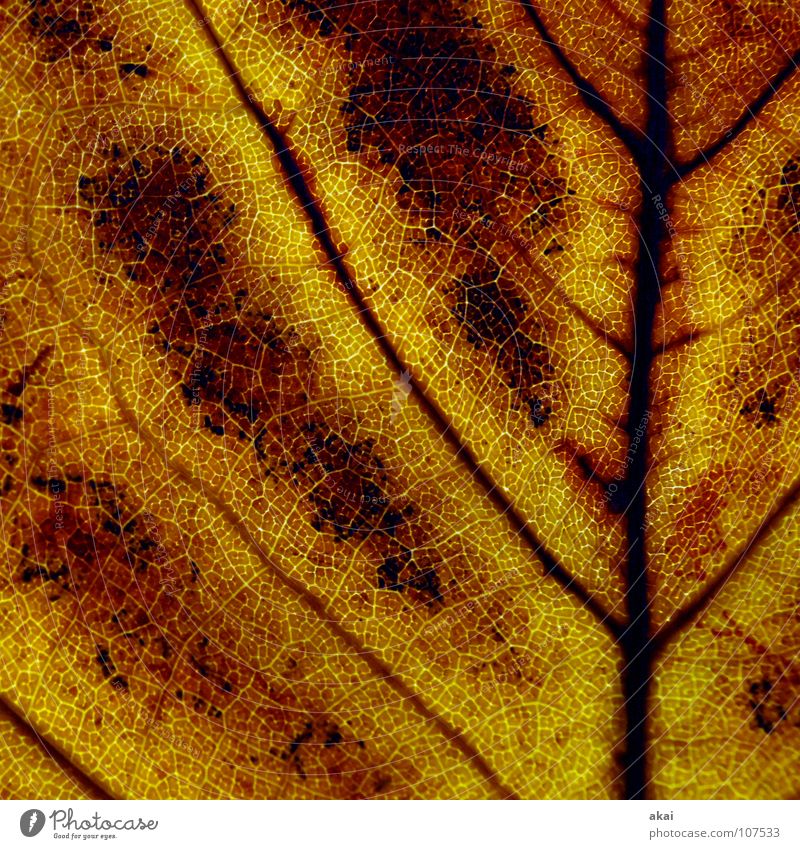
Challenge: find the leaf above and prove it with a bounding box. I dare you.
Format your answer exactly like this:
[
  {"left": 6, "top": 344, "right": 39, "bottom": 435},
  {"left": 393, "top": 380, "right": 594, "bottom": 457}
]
[{"left": 0, "top": 0, "right": 799, "bottom": 800}]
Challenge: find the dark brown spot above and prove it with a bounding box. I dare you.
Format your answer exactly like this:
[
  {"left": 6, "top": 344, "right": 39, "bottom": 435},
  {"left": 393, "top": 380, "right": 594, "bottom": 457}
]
[
  {"left": 119, "top": 61, "right": 148, "bottom": 77},
  {"left": 451, "top": 266, "right": 555, "bottom": 425},
  {"left": 1, "top": 404, "right": 22, "bottom": 425},
  {"left": 95, "top": 645, "right": 115, "bottom": 678},
  {"left": 78, "top": 128, "right": 447, "bottom": 606},
  {"left": 746, "top": 660, "right": 800, "bottom": 735},
  {"left": 283, "top": 0, "right": 568, "bottom": 248},
  {"left": 26, "top": 0, "right": 117, "bottom": 64}
]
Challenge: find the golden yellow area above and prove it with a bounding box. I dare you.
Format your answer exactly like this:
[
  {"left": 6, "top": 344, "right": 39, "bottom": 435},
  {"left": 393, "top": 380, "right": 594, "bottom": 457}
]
[{"left": 0, "top": 0, "right": 799, "bottom": 800}]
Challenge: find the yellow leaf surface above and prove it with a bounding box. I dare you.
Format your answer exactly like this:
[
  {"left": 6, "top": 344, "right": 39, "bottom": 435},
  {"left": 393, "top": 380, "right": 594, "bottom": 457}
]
[{"left": 0, "top": 0, "right": 799, "bottom": 799}]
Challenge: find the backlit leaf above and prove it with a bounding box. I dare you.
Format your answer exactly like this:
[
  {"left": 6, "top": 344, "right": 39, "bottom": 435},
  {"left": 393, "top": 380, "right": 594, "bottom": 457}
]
[{"left": 0, "top": 0, "right": 799, "bottom": 799}]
